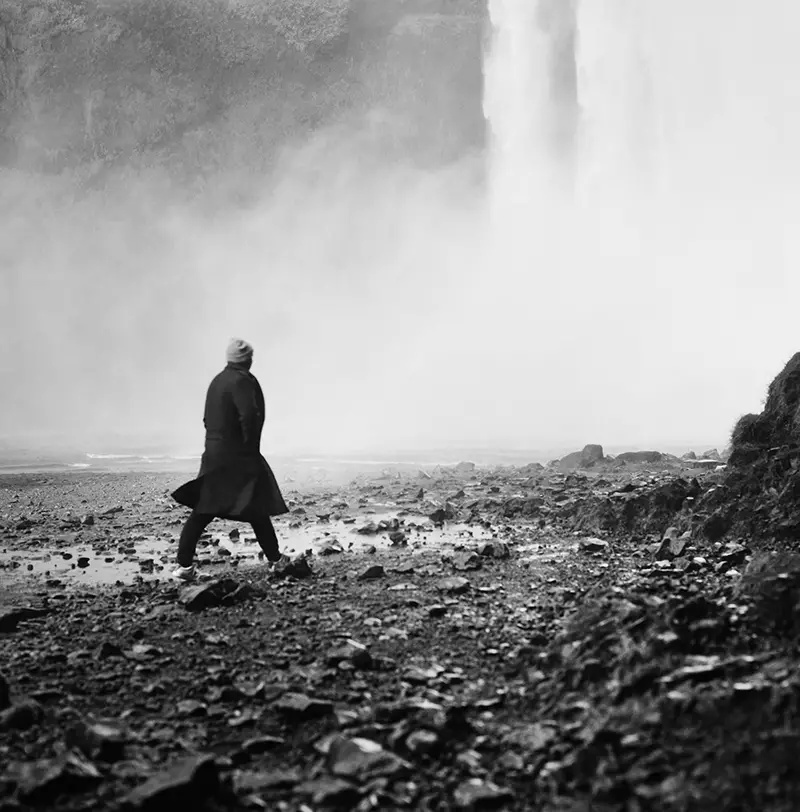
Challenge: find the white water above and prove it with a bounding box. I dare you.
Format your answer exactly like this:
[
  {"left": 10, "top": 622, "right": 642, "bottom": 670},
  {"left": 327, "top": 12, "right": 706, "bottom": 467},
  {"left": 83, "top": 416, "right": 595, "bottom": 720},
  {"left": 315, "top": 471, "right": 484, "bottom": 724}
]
[{"left": 482, "top": 0, "right": 800, "bottom": 445}]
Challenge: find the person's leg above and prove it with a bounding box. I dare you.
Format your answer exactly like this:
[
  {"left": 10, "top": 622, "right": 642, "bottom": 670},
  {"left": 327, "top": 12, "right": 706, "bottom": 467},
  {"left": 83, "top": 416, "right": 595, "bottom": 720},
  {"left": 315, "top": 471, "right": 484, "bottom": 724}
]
[
  {"left": 250, "top": 515, "right": 281, "bottom": 562},
  {"left": 177, "top": 512, "right": 214, "bottom": 567}
]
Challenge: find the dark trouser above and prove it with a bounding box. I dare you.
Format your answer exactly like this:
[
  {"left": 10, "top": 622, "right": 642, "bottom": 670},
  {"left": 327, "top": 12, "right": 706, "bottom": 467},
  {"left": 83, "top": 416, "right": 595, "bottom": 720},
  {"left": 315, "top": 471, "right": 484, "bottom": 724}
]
[{"left": 177, "top": 511, "right": 281, "bottom": 567}]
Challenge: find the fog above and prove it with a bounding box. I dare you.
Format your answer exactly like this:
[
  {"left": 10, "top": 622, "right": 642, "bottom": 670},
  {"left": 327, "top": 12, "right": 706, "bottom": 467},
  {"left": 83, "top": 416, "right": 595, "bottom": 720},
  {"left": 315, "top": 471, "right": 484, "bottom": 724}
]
[{"left": 2, "top": 0, "right": 799, "bottom": 458}]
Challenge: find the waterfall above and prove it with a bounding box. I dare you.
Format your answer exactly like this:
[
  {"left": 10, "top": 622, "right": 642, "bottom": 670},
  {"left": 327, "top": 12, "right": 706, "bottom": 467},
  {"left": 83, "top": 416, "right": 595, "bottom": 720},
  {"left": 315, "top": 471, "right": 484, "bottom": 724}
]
[
  {"left": 485, "top": 0, "right": 800, "bottom": 312},
  {"left": 480, "top": 0, "right": 800, "bottom": 438}
]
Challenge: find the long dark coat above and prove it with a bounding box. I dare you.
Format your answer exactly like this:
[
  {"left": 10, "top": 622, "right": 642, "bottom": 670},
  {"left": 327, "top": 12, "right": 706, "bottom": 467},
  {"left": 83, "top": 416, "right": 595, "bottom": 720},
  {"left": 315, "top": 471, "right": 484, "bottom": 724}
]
[{"left": 172, "top": 364, "right": 289, "bottom": 520}]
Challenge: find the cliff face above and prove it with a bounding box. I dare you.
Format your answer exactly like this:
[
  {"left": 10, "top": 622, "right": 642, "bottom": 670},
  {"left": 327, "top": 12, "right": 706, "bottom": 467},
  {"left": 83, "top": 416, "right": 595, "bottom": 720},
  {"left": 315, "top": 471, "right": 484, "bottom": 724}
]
[{"left": 0, "top": 0, "right": 485, "bottom": 184}]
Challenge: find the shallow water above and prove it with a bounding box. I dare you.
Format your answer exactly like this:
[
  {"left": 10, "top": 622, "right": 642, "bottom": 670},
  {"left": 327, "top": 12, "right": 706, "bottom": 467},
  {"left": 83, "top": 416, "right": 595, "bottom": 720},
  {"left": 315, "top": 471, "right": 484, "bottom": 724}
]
[{"left": 0, "top": 512, "right": 497, "bottom": 586}]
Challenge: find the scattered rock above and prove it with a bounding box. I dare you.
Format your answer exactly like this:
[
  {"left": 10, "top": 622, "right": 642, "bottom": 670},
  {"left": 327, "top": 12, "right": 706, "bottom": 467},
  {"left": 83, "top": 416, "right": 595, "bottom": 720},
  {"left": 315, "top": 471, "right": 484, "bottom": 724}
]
[
  {"left": 327, "top": 639, "right": 373, "bottom": 670},
  {"left": 478, "top": 541, "right": 510, "bottom": 559},
  {"left": 179, "top": 579, "right": 242, "bottom": 612},
  {"left": 176, "top": 699, "right": 207, "bottom": 717},
  {"left": 453, "top": 551, "right": 482, "bottom": 571},
  {"left": 272, "top": 555, "right": 313, "bottom": 579},
  {"left": 453, "top": 778, "right": 514, "bottom": 809},
  {"left": 67, "top": 719, "right": 127, "bottom": 762},
  {"left": 240, "top": 735, "right": 286, "bottom": 755},
  {"left": 296, "top": 777, "right": 360, "bottom": 807},
  {"left": 437, "top": 576, "right": 470, "bottom": 595},
  {"left": 235, "top": 767, "right": 301, "bottom": 792},
  {"left": 656, "top": 527, "right": 691, "bottom": 560},
  {"left": 14, "top": 751, "right": 102, "bottom": 803},
  {"left": 429, "top": 503, "right": 458, "bottom": 524},
  {"left": 0, "top": 605, "right": 49, "bottom": 633},
  {"left": 327, "top": 735, "right": 409, "bottom": 781},
  {"left": 579, "top": 537, "right": 609, "bottom": 554},
  {"left": 0, "top": 698, "right": 44, "bottom": 731},
  {"left": 358, "top": 564, "right": 385, "bottom": 581},
  {"left": 273, "top": 693, "right": 334, "bottom": 720}
]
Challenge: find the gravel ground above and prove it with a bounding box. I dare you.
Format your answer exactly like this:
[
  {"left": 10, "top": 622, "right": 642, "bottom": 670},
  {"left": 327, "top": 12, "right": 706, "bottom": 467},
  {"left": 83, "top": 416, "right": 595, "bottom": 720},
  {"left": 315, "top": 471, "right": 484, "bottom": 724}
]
[{"left": 2, "top": 465, "right": 799, "bottom": 811}]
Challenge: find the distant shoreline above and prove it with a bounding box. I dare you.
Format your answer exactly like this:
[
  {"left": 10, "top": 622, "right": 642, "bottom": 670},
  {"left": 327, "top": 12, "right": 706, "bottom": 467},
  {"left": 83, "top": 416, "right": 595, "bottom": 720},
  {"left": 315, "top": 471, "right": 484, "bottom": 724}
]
[{"left": 0, "top": 441, "right": 728, "bottom": 476}]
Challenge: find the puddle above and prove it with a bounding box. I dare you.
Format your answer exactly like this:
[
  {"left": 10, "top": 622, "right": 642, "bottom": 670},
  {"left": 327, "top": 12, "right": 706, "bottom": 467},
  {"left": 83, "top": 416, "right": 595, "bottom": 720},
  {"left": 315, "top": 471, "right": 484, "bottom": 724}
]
[{"left": 0, "top": 512, "right": 497, "bottom": 586}]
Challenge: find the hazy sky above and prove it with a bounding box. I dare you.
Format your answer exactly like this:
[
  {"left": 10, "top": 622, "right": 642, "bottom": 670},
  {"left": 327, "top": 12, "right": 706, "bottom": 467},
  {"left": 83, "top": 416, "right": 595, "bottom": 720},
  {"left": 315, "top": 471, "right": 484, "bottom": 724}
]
[{"left": 2, "top": 1, "right": 799, "bottom": 456}]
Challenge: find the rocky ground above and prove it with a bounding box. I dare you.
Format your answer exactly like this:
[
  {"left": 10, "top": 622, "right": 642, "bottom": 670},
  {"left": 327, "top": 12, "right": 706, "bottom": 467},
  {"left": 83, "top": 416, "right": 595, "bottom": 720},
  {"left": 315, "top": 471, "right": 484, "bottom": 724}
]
[{"left": 2, "top": 450, "right": 800, "bottom": 811}]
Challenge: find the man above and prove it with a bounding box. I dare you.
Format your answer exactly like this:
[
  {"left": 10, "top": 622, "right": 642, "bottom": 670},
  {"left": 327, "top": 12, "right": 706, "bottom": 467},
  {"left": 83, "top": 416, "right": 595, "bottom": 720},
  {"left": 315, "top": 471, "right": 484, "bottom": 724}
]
[{"left": 171, "top": 338, "right": 289, "bottom": 581}]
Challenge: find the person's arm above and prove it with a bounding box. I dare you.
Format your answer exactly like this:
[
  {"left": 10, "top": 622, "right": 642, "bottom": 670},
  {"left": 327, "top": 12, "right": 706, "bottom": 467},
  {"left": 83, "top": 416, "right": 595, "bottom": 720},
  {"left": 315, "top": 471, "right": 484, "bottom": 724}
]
[{"left": 231, "top": 377, "right": 260, "bottom": 449}]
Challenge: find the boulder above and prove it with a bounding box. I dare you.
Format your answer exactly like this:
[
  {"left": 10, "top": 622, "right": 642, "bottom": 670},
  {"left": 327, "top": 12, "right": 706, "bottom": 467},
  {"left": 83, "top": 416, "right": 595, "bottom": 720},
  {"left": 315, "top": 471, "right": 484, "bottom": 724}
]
[
  {"left": 580, "top": 444, "right": 604, "bottom": 466},
  {"left": 556, "top": 450, "right": 582, "bottom": 471}
]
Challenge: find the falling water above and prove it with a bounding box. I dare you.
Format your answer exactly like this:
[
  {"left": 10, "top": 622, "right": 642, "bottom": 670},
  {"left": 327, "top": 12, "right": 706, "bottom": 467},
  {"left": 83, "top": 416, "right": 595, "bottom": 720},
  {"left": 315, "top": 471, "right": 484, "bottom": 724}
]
[{"left": 481, "top": 0, "right": 800, "bottom": 440}]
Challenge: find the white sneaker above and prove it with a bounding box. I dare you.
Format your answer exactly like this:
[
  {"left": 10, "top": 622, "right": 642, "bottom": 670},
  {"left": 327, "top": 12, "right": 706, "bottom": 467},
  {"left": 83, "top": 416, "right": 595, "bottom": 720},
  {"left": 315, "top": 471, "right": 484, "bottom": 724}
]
[
  {"left": 268, "top": 554, "right": 291, "bottom": 572},
  {"left": 171, "top": 564, "right": 196, "bottom": 582}
]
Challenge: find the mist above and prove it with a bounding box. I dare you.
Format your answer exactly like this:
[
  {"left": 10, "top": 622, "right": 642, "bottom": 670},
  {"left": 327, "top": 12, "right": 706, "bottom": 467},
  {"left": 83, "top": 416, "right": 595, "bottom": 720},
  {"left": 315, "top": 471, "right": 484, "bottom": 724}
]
[{"left": 1, "top": 0, "right": 799, "bottom": 459}]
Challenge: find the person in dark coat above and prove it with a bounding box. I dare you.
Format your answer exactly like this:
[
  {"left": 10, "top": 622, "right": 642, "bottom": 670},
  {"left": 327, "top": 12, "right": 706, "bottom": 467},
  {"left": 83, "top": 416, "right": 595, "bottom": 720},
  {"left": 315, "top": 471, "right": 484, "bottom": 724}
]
[{"left": 170, "top": 338, "right": 289, "bottom": 581}]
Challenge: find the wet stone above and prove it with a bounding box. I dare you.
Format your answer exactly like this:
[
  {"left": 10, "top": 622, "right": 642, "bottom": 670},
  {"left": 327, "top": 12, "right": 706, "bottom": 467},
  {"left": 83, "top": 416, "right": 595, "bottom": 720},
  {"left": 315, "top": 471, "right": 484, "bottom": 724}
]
[
  {"left": 273, "top": 693, "right": 334, "bottom": 720},
  {"left": 453, "top": 552, "right": 482, "bottom": 571},
  {"left": 405, "top": 729, "right": 440, "bottom": 754},
  {"left": 240, "top": 735, "right": 286, "bottom": 754},
  {"left": 272, "top": 555, "right": 313, "bottom": 579},
  {"left": 15, "top": 751, "right": 101, "bottom": 803},
  {"left": 453, "top": 778, "right": 515, "bottom": 809},
  {"left": 326, "top": 639, "right": 373, "bottom": 670},
  {"left": 179, "top": 578, "right": 241, "bottom": 611},
  {"left": 235, "top": 767, "right": 301, "bottom": 792},
  {"left": 94, "top": 641, "right": 123, "bottom": 660},
  {"left": 478, "top": 541, "right": 511, "bottom": 558},
  {"left": 437, "top": 576, "right": 470, "bottom": 595},
  {"left": 296, "top": 777, "right": 360, "bottom": 807},
  {"left": 123, "top": 754, "right": 219, "bottom": 810},
  {"left": 579, "top": 537, "right": 609, "bottom": 553},
  {"left": 67, "top": 719, "right": 127, "bottom": 762},
  {"left": 327, "top": 735, "right": 409, "bottom": 781},
  {"left": 0, "top": 698, "right": 44, "bottom": 731},
  {"left": 358, "top": 564, "right": 385, "bottom": 580},
  {"left": 0, "top": 605, "right": 49, "bottom": 633},
  {"left": 176, "top": 700, "right": 207, "bottom": 718}
]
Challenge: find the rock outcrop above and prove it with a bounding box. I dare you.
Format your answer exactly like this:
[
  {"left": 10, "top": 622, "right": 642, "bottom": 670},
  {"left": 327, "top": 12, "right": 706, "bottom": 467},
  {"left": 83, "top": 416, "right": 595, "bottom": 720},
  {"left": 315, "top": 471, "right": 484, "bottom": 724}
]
[
  {"left": 686, "top": 353, "right": 800, "bottom": 544},
  {"left": 730, "top": 352, "right": 800, "bottom": 466}
]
